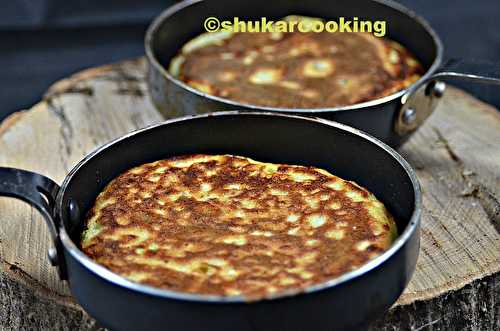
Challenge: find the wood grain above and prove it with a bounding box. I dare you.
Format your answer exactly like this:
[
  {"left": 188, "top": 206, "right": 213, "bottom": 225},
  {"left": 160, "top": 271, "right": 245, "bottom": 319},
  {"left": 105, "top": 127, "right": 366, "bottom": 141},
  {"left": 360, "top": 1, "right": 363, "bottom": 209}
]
[{"left": 0, "top": 58, "right": 498, "bottom": 330}]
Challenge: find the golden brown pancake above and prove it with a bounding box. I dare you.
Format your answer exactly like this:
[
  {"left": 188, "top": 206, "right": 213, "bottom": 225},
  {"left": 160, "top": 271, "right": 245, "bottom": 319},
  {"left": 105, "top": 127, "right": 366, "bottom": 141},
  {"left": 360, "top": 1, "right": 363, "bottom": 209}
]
[
  {"left": 168, "top": 16, "right": 424, "bottom": 108},
  {"left": 81, "top": 154, "right": 397, "bottom": 299}
]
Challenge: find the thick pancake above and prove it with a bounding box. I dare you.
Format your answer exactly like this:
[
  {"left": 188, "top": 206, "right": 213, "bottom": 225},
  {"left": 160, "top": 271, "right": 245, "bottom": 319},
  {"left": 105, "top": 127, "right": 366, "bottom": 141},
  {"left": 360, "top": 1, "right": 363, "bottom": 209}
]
[
  {"left": 81, "top": 154, "right": 397, "bottom": 299},
  {"left": 168, "top": 16, "right": 424, "bottom": 108}
]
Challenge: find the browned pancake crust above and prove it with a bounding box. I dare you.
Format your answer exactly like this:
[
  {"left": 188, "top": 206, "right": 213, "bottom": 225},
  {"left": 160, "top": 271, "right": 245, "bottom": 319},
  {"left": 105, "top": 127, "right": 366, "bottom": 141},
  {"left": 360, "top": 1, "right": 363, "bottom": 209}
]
[
  {"left": 81, "top": 155, "right": 396, "bottom": 299},
  {"left": 172, "top": 25, "right": 424, "bottom": 108}
]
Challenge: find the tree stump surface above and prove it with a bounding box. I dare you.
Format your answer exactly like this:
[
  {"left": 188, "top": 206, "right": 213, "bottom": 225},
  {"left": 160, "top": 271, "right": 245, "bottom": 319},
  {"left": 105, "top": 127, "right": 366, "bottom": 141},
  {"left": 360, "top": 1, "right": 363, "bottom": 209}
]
[{"left": 0, "top": 58, "right": 498, "bottom": 330}]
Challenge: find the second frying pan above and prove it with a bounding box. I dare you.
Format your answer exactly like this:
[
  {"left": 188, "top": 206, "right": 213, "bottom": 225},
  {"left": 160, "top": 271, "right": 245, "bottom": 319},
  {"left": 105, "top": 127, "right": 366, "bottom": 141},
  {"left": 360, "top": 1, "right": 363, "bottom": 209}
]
[{"left": 145, "top": 0, "right": 500, "bottom": 147}]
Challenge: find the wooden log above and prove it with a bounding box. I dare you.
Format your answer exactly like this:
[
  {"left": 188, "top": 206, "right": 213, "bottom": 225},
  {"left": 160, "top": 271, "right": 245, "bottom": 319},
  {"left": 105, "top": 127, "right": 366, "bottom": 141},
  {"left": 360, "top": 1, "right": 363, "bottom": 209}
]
[{"left": 0, "top": 58, "right": 498, "bottom": 330}]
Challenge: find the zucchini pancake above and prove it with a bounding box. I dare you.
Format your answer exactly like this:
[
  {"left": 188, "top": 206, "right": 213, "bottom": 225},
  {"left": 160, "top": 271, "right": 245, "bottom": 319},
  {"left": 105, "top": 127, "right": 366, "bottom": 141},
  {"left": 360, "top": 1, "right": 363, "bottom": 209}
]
[
  {"left": 82, "top": 154, "right": 397, "bottom": 299},
  {"left": 168, "top": 16, "right": 424, "bottom": 108}
]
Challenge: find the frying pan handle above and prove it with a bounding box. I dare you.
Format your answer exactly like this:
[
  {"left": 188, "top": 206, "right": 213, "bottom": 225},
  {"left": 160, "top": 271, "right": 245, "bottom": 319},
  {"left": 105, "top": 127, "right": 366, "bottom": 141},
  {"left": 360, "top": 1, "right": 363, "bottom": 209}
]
[
  {"left": 431, "top": 58, "right": 500, "bottom": 85},
  {"left": 396, "top": 58, "right": 500, "bottom": 136},
  {"left": 0, "top": 167, "right": 67, "bottom": 279}
]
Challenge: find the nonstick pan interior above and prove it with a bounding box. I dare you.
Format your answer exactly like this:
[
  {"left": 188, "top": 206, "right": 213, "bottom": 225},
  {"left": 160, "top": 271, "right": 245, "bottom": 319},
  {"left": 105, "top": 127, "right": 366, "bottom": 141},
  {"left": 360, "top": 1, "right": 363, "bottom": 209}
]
[{"left": 59, "top": 112, "right": 416, "bottom": 249}]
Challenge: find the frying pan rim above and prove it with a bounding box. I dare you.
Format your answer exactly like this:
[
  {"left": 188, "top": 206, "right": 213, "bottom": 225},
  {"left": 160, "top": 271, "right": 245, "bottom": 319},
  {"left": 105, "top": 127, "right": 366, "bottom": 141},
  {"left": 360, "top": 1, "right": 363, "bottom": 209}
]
[
  {"left": 144, "top": 0, "right": 443, "bottom": 113},
  {"left": 56, "top": 111, "right": 422, "bottom": 303}
]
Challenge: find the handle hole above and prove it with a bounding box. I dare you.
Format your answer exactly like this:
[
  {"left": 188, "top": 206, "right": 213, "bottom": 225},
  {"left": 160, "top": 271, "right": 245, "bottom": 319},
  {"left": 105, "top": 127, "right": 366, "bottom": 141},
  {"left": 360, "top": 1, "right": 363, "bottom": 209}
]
[
  {"left": 424, "top": 81, "right": 436, "bottom": 96},
  {"left": 36, "top": 185, "right": 55, "bottom": 209}
]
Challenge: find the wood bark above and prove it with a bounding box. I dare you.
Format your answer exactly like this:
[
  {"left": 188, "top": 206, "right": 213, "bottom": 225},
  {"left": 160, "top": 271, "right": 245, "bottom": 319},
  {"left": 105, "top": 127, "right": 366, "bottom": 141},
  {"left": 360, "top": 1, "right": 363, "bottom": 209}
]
[{"left": 0, "top": 58, "right": 498, "bottom": 330}]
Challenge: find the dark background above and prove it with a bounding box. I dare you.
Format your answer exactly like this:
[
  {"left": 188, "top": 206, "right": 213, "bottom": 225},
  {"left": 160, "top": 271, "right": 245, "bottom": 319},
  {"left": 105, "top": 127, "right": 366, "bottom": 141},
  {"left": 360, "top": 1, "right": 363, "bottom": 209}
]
[{"left": 1, "top": 0, "right": 499, "bottom": 120}]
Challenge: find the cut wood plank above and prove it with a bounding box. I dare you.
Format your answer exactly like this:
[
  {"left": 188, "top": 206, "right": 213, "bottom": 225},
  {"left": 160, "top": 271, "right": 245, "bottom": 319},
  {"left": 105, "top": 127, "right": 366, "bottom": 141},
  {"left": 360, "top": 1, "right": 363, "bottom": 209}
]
[{"left": 0, "top": 58, "right": 498, "bottom": 330}]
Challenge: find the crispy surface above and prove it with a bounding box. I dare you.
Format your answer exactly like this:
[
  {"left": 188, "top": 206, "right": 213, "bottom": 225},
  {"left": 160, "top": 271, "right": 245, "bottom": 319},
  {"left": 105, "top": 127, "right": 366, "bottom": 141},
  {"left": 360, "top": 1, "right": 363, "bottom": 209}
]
[
  {"left": 81, "top": 155, "right": 397, "bottom": 299},
  {"left": 169, "top": 16, "right": 424, "bottom": 109}
]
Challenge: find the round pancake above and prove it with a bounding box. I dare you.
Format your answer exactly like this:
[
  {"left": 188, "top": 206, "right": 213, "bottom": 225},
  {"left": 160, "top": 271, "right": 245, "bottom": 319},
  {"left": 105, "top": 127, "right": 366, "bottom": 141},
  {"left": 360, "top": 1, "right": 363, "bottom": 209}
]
[
  {"left": 81, "top": 154, "right": 397, "bottom": 299},
  {"left": 168, "top": 16, "right": 424, "bottom": 109}
]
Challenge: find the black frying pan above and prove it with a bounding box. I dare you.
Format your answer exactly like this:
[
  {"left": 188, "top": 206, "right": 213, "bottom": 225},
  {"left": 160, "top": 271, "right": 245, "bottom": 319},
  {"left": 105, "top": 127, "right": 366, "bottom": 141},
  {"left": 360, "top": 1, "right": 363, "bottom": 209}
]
[
  {"left": 145, "top": 0, "right": 500, "bottom": 147},
  {"left": 0, "top": 112, "right": 420, "bottom": 330}
]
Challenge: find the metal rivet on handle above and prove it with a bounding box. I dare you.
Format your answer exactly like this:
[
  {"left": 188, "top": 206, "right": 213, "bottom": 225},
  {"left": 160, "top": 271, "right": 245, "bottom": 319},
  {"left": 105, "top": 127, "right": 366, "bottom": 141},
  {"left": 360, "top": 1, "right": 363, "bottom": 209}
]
[
  {"left": 402, "top": 108, "right": 417, "bottom": 125},
  {"left": 68, "top": 199, "right": 80, "bottom": 228},
  {"left": 431, "top": 81, "right": 446, "bottom": 98},
  {"left": 47, "top": 247, "right": 58, "bottom": 266}
]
